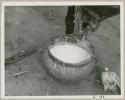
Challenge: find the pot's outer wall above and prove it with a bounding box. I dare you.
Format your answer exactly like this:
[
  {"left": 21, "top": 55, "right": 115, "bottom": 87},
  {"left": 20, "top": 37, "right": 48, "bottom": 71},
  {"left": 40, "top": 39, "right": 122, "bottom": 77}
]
[{"left": 42, "top": 38, "right": 96, "bottom": 82}]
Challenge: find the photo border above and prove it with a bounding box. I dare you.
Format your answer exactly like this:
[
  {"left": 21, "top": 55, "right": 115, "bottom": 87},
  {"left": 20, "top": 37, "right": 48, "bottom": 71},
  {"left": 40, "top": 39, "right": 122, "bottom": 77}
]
[{"left": 0, "top": 1, "right": 124, "bottom": 100}]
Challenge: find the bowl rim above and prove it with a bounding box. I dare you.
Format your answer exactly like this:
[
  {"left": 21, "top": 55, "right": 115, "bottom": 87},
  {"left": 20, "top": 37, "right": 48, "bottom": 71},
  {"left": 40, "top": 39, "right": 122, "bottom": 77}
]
[{"left": 48, "top": 42, "right": 95, "bottom": 67}]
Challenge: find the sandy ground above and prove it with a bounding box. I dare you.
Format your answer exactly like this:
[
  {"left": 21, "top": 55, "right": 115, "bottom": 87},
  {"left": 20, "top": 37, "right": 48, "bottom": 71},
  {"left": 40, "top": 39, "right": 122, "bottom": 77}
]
[{"left": 5, "top": 6, "right": 120, "bottom": 96}]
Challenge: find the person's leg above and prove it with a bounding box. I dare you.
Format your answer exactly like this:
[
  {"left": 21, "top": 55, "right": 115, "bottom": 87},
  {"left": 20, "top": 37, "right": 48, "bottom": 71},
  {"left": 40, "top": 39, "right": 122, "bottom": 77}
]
[
  {"left": 65, "top": 6, "right": 75, "bottom": 35},
  {"left": 65, "top": 6, "right": 120, "bottom": 38}
]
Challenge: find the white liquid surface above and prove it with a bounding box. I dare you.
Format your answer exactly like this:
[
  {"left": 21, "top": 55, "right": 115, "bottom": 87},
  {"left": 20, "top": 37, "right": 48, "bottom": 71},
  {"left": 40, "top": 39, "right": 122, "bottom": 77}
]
[{"left": 50, "top": 44, "right": 91, "bottom": 64}]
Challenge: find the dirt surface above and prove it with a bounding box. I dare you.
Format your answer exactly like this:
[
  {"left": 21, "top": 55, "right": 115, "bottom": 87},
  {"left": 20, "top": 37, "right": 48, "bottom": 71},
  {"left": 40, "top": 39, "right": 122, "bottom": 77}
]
[{"left": 5, "top": 6, "right": 120, "bottom": 96}]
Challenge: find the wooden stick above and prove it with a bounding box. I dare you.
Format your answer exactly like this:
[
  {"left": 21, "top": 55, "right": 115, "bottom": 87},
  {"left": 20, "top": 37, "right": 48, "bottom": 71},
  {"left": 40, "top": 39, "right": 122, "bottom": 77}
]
[{"left": 6, "top": 71, "right": 29, "bottom": 77}]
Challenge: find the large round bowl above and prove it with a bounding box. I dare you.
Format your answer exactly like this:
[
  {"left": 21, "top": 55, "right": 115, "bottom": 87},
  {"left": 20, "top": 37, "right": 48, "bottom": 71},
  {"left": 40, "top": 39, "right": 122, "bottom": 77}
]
[{"left": 42, "top": 36, "right": 96, "bottom": 82}]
